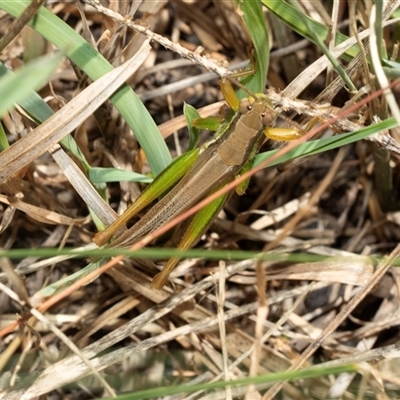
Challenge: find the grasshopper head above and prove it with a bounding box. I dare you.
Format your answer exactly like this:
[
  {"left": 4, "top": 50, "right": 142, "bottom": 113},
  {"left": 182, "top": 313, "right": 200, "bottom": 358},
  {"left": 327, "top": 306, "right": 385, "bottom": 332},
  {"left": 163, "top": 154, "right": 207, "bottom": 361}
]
[{"left": 239, "top": 94, "right": 276, "bottom": 128}]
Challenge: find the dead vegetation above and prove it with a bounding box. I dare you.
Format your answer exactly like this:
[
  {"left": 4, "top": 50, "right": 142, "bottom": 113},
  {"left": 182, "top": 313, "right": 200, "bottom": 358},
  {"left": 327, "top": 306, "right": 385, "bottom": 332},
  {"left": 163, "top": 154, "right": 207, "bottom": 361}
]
[{"left": 1, "top": 1, "right": 400, "bottom": 399}]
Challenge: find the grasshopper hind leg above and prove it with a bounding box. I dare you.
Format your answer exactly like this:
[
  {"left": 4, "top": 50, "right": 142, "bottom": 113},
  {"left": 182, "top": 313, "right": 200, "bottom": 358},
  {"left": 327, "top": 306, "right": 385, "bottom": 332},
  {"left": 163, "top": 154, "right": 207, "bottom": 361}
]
[{"left": 152, "top": 189, "right": 229, "bottom": 289}]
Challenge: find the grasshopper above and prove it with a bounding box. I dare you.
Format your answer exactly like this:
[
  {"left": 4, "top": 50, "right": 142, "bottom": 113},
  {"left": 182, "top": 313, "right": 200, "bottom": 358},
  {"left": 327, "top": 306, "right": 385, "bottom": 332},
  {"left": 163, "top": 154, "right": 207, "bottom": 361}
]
[{"left": 93, "top": 77, "right": 303, "bottom": 289}]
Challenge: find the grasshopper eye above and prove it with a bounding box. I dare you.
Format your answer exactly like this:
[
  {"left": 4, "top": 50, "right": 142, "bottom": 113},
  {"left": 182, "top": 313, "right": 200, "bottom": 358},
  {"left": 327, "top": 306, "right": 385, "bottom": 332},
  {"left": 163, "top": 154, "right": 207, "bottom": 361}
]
[
  {"left": 239, "top": 98, "right": 254, "bottom": 114},
  {"left": 261, "top": 110, "right": 273, "bottom": 125}
]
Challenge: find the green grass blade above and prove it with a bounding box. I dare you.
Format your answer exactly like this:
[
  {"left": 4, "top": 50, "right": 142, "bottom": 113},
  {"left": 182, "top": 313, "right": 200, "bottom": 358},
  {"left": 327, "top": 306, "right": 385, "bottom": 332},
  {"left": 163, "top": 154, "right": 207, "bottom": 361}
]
[
  {"left": 287, "top": 0, "right": 356, "bottom": 92},
  {"left": 0, "top": 62, "right": 53, "bottom": 123},
  {"left": 100, "top": 364, "right": 355, "bottom": 400},
  {"left": 37, "top": 259, "right": 106, "bottom": 297},
  {"left": 0, "top": 121, "right": 8, "bottom": 151},
  {"left": 262, "top": 0, "right": 359, "bottom": 60},
  {"left": 238, "top": 0, "right": 269, "bottom": 94},
  {"left": 89, "top": 167, "right": 152, "bottom": 184},
  {"left": 183, "top": 102, "right": 200, "bottom": 151},
  {"left": 0, "top": 62, "right": 113, "bottom": 174},
  {"left": 0, "top": 51, "right": 62, "bottom": 119}
]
